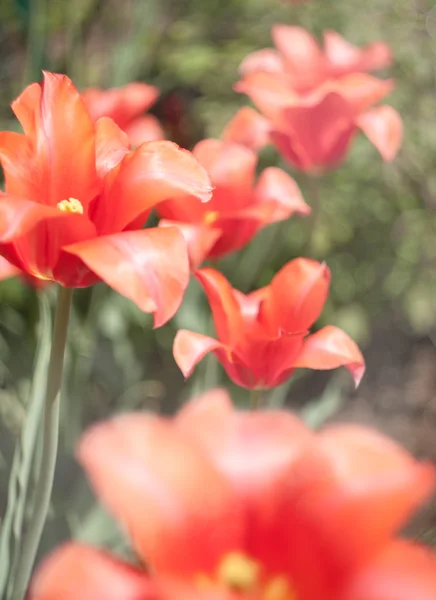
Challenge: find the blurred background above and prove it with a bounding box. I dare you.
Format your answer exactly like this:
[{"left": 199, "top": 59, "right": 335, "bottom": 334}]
[{"left": 0, "top": 0, "right": 436, "bottom": 558}]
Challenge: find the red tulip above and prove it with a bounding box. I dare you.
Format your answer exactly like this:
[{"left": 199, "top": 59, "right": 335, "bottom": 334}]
[
  {"left": 173, "top": 259, "right": 365, "bottom": 389},
  {"left": 0, "top": 72, "right": 213, "bottom": 325},
  {"left": 236, "top": 71, "right": 402, "bottom": 172},
  {"left": 82, "top": 82, "right": 164, "bottom": 146},
  {"left": 31, "top": 389, "right": 436, "bottom": 599},
  {"left": 239, "top": 26, "right": 392, "bottom": 94},
  {"left": 158, "top": 138, "right": 310, "bottom": 268}
]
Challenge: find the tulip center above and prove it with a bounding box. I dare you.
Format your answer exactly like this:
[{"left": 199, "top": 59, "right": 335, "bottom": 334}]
[
  {"left": 203, "top": 210, "right": 220, "bottom": 225},
  {"left": 197, "top": 551, "right": 297, "bottom": 600},
  {"left": 57, "top": 198, "right": 84, "bottom": 215}
]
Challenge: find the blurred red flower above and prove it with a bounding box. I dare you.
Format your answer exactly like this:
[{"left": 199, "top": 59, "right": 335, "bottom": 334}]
[
  {"left": 82, "top": 82, "right": 164, "bottom": 146},
  {"left": 173, "top": 259, "right": 365, "bottom": 389},
  {"left": 31, "top": 389, "right": 436, "bottom": 599},
  {"left": 158, "top": 138, "right": 310, "bottom": 268},
  {"left": 236, "top": 71, "right": 402, "bottom": 172},
  {"left": 0, "top": 72, "right": 212, "bottom": 325},
  {"left": 239, "top": 26, "right": 392, "bottom": 94}
]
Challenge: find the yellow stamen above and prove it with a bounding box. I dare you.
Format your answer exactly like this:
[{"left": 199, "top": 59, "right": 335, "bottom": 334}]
[
  {"left": 197, "top": 552, "right": 297, "bottom": 600},
  {"left": 264, "top": 576, "right": 297, "bottom": 600},
  {"left": 217, "top": 552, "right": 260, "bottom": 591},
  {"left": 203, "top": 210, "right": 220, "bottom": 225},
  {"left": 57, "top": 198, "right": 83, "bottom": 215}
]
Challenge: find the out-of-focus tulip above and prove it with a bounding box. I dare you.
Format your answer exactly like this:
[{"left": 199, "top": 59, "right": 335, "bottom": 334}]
[
  {"left": 31, "top": 389, "right": 436, "bottom": 599},
  {"left": 236, "top": 71, "right": 402, "bottom": 172},
  {"left": 240, "top": 26, "right": 392, "bottom": 93},
  {"left": 174, "top": 259, "right": 365, "bottom": 388},
  {"left": 0, "top": 72, "right": 213, "bottom": 325},
  {"left": 158, "top": 138, "right": 310, "bottom": 268},
  {"left": 82, "top": 82, "right": 164, "bottom": 146}
]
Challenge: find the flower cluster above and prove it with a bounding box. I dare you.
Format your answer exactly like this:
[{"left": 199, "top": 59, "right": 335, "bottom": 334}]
[{"left": 0, "top": 18, "right": 432, "bottom": 600}]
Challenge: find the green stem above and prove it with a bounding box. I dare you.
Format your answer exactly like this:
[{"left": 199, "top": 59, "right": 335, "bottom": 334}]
[
  {"left": 306, "top": 174, "right": 322, "bottom": 257},
  {"left": 250, "top": 388, "right": 262, "bottom": 410},
  {"left": 11, "top": 286, "right": 73, "bottom": 600}
]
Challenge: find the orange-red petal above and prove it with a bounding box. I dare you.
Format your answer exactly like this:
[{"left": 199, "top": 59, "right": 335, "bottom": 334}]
[
  {"left": 195, "top": 268, "right": 244, "bottom": 345},
  {"left": 173, "top": 330, "right": 228, "bottom": 378},
  {"left": 357, "top": 105, "right": 403, "bottom": 162},
  {"left": 254, "top": 167, "right": 310, "bottom": 221},
  {"left": 78, "top": 413, "right": 241, "bottom": 576},
  {"left": 11, "top": 82, "right": 41, "bottom": 137},
  {"left": 235, "top": 72, "right": 299, "bottom": 121},
  {"left": 0, "top": 256, "right": 20, "bottom": 281},
  {"left": 340, "top": 541, "right": 436, "bottom": 600},
  {"left": 32, "top": 72, "right": 98, "bottom": 208},
  {"left": 83, "top": 82, "right": 159, "bottom": 127},
  {"left": 221, "top": 107, "right": 271, "bottom": 150},
  {"left": 193, "top": 139, "right": 257, "bottom": 189},
  {"left": 124, "top": 114, "right": 165, "bottom": 146},
  {"left": 293, "top": 325, "right": 365, "bottom": 386},
  {"left": 272, "top": 25, "right": 326, "bottom": 91},
  {"left": 238, "top": 48, "right": 285, "bottom": 76},
  {"left": 93, "top": 140, "right": 213, "bottom": 235},
  {"left": 65, "top": 227, "right": 189, "bottom": 326},
  {"left": 298, "top": 427, "right": 436, "bottom": 576},
  {"left": 94, "top": 116, "right": 130, "bottom": 178},
  {"left": 271, "top": 92, "right": 356, "bottom": 171},
  {"left": 30, "top": 543, "right": 154, "bottom": 600},
  {"left": 324, "top": 30, "right": 392, "bottom": 76},
  {"left": 158, "top": 219, "right": 221, "bottom": 270},
  {"left": 260, "top": 258, "right": 331, "bottom": 334}
]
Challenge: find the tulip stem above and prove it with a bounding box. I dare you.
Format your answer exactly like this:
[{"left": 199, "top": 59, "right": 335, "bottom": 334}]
[
  {"left": 306, "top": 174, "right": 322, "bottom": 257},
  {"left": 250, "top": 389, "right": 262, "bottom": 410},
  {"left": 12, "top": 286, "right": 73, "bottom": 600}
]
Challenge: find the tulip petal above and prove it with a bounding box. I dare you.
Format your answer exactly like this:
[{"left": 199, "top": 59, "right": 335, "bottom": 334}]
[
  {"left": 95, "top": 117, "right": 130, "bottom": 177},
  {"left": 35, "top": 72, "right": 98, "bottom": 208},
  {"left": 271, "top": 92, "right": 356, "bottom": 171},
  {"left": 83, "top": 82, "right": 159, "bottom": 126},
  {"left": 221, "top": 107, "right": 271, "bottom": 150},
  {"left": 78, "top": 413, "right": 241, "bottom": 576},
  {"left": 358, "top": 105, "right": 403, "bottom": 162},
  {"left": 30, "top": 543, "right": 153, "bottom": 600},
  {"left": 158, "top": 219, "right": 221, "bottom": 270},
  {"left": 293, "top": 325, "right": 365, "bottom": 386},
  {"left": 341, "top": 541, "right": 436, "bottom": 600},
  {"left": 195, "top": 268, "right": 244, "bottom": 344},
  {"left": 260, "top": 258, "right": 331, "bottom": 334},
  {"left": 11, "top": 82, "right": 41, "bottom": 137},
  {"left": 303, "top": 427, "right": 436, "bottom": 573},
  {"left": 0, "top": 194, "right": 95, "bottom": 243},
  {"left": 173, "top": 330, "right": 228, "bottom": 378},
  {"left": 0, "top": 256, "right": 20, "bottom": 281},
  {"left": 328, "top": 73, "right": 394, "bottom": 114},
  {"left": 324, "top": 30, "right": 392, "bottom": 75},
  {"left": 272, "top": 25, "right": 326, "bottom": 91},
  {"left": 235, "top": 72, "right": 299, "bottom": 121},
  {"left": 0, "top": 133, "right": 39, "bottom": 199},
  {"left": 93, "top": 140, "right": 213, "bottom": 235},
  {"left": 124, "top": 114, "right": 165, "bottom": 146},
  {"left": 193, "top": 139, "right": 257, "bottom": 189},
  {"left": 255, "top": 167, "right": 310, "bottom": 221},
  {"left": 65, "top": 227, "right": 189, "bottom": 326},
  {"left": 239, "top": 48, "right": 285, "bottom": 76}
]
